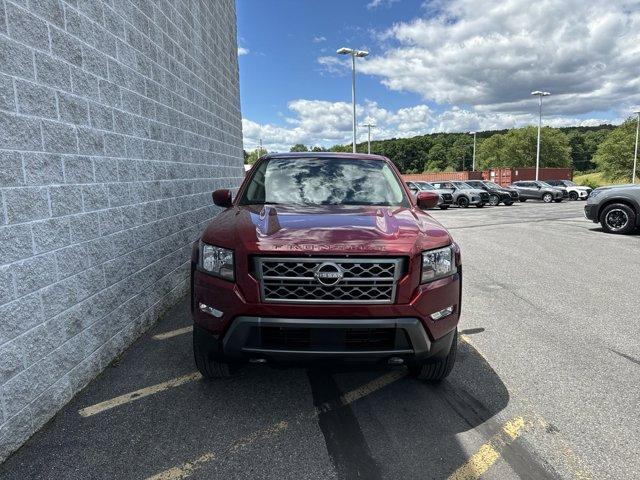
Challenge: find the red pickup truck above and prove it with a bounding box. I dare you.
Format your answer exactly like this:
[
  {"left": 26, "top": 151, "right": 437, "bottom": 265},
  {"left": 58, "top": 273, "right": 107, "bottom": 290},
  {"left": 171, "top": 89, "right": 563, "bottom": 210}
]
[{"left": 190, "top": 153, "right": 462, "bottom": 381}]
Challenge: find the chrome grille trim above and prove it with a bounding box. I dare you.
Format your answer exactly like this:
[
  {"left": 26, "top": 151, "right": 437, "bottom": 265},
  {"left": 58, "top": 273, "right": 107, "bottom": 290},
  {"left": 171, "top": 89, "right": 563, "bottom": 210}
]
[{"left": 254, "top": 257, "right": 404, "bottom": 304}]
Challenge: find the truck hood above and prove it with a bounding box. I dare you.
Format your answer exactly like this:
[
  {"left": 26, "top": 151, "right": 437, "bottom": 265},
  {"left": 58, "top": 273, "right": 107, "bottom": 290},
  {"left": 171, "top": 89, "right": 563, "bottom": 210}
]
[{"left": 202, "top": 204, "right": 453, "bottom": 255}]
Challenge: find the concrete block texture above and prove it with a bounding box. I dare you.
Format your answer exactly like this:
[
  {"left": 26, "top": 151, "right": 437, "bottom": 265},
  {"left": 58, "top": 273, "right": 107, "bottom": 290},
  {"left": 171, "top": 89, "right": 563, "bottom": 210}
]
[{"left": 0, "top": 0, "right": 243, "bottom": 461}]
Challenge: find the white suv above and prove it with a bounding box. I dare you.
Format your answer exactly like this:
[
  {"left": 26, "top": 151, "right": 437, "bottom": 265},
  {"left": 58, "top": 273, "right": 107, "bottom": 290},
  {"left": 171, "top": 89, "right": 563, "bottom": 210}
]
[{"left": 546, "top": 180, "right": 592, "bottom": 200}]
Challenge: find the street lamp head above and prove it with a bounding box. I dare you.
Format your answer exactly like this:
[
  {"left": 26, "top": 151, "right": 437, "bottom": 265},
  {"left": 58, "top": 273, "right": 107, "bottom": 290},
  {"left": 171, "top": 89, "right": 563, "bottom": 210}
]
[
  {"left": 355, "top": 50, "right": 369, "bottom": 57},
  {"left": 469, "top": 131, "right": 476, "bottom": 135},
  {"left": 531, "top": 91, "right": 551, "bottom": 96},
  {"left": 337, "top": 47, "right": 353, "bottom": 55}
]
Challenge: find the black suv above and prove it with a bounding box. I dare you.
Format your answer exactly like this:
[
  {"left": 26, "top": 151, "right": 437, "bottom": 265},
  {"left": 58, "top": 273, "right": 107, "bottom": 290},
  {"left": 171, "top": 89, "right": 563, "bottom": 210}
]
[
  {"left": 466, "top": 180, "right": 518, "bottom": 206},
  {"left": 511, "top": 181, "right": 564, "bottom": 203}
]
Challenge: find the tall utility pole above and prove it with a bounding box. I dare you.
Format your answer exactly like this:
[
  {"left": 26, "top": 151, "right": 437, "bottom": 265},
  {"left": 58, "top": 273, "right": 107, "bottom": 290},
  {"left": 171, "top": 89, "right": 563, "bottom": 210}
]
[
  {"left": 470, "top": 131, "right": 477, "bottom": 171},
  {"left": 337, "top": 47, "right": 369, "bottom": 153},
  {"left": 633, "top": 111, "right": 639, "bottom": 184},
  {"left": 363, "top": 122, "right": 375, "bottom": 154},
  {"left": 531, "top": 91, "right": 551, "bottom": 181}
]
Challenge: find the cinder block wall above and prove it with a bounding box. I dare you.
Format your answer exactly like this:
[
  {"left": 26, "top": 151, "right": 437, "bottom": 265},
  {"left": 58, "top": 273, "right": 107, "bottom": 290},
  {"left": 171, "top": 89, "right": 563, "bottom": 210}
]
[{"left": 0, "top": 0, "right": 243, "bottom": 459}]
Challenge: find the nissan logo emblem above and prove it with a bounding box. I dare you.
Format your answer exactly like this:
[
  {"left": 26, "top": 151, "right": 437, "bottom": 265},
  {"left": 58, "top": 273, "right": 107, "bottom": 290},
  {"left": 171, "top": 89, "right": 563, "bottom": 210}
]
[{"left": 314, "top": 262, "right": 344, "bottom": 286}]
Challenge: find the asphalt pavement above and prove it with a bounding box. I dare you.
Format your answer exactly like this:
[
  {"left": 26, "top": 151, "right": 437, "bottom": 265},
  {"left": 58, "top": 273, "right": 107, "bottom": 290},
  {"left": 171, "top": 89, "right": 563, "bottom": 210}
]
[{"left": 1, "top": 200, "right": 638, "bottom": 480}]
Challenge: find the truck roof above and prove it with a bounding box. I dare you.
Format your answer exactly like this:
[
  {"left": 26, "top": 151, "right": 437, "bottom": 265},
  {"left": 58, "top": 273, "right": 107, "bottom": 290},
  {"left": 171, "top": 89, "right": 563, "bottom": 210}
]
[{"left": 261, "top": 152, "right": 389, "bottom": 161}]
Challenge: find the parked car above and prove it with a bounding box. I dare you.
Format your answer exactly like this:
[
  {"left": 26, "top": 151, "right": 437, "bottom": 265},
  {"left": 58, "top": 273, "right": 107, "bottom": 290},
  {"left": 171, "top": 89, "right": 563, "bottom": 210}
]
[
  {"left": 406, "top": 181, "right": 454, "bottom": 209},
  {"left": 430, "top": 181, "right": 488, "bottom": 208},
  {"left": 584, "top": 184, "right": 640, "bottom": 234},
  {"left": 510, "top": 181, "right": 564, "bottom": 203},
  {"left": 465, "top": 180, "right": 518, "bottom": 206},
  {"left": 546, "top": 180, "right": 592, "bottom": 200},
  {"left": 193, "top": 153, "right": 462, "bottom": 381}
]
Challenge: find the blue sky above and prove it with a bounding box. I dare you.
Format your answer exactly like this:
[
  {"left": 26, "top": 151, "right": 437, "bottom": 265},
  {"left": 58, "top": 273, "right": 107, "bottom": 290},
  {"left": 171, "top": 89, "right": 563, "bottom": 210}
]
[
  {"left": 237, "top": 0, "right": 426, "bottom": 124},
  {"left": 236, "top": 0, "right": 640, "bottom": 152}
]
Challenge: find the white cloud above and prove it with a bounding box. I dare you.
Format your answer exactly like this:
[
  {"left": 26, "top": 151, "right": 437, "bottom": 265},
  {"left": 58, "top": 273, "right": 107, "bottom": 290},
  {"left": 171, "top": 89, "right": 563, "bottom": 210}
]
[
  {"left": 327, "top": 0, "right": 640, "bottom": 118},
  {"left": 237, "top": 47, "right": 249, "bottom": 56},
  {"left": 313, "top": 36, "right": 327, "bottom": 43},
  {"left": 242, "top": 99, "right": 611, "bottom": 152},
  {"left": 367, "top": 0, "right": 399, "bottom": 10}
]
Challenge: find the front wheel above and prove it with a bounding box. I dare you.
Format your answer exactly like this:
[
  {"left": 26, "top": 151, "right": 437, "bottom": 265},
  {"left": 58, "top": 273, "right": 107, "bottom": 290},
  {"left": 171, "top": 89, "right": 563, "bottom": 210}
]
[
  {"left": 475, "top": 202, "right": 484, "bottom": 208},
  {"left": 439, "top": 205, "right": 450, "bottom": 210},
  {"left": 409, "top": 330, "right": 457, "bottom": 382},
  {"left": 569, "top": 191, "right": 579, "bottom": 200},
  {"left": 488, "top": 194, "right": 500, "bottom": 206},
  {"left": 554, "top": 199, "right": 563, "bottom": 203},
  {"left": 542, "top": 193, "right": 553, "bottom": 203},
  {"left": 193, "top": 327, "right": 237, "bottom": 379},
  {"left": 600, "top": 203, "right": 636, "bottom": 234},
  {"left": 519, "top": 198, "right": 527, "bottom": 202},
  {"left": 504, "top": 200, "right": 514, "bottom": 206},
  {"left": 457, "top": 196, "right": 470, "bottom": 208}
]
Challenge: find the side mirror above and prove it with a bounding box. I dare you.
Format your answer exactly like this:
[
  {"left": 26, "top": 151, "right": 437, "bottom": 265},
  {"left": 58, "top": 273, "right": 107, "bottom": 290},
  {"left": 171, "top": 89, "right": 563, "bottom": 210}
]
[
  {"left": 537, "top": 185, "right": 542, "bottom": 189},
  {"left": 416, "top": 191, "right": 439, "bottom": 209},
  {"left": 212, "top": 189, "right": 232, "bottom": 207}
]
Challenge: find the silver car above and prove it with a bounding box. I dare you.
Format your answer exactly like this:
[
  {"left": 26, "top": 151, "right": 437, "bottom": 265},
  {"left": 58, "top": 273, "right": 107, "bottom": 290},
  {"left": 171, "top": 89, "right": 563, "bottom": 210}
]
[
  {"left": 431, "top": 181, "right": 489, "bottom": 208},
  {"left": 585, "top": 184, "right": 640, "bottom": 234},
  {"left": 406, "top": 181, "right": 454, "bottom": 209}
]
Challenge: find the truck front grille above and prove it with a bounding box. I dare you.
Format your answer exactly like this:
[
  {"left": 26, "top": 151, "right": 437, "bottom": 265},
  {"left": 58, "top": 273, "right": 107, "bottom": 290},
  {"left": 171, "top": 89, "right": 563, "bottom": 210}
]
[{"left": 254, "top": 257, "right": 404, "bottom": 304}]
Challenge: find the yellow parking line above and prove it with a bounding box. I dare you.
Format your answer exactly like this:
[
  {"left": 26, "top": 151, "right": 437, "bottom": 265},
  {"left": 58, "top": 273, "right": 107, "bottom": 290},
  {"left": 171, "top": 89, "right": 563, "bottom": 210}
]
[
  {"left": 78, "top": 372, "right": 202, "bottom": 417},
  {"left": 448, "top": 416, "right": 528, "bottom": 480},
  {"left": 152, "top": 326, "right": 193, "bottom": 340},
  {"left": 146, "top": 371, "right": 406, "bottom": 480}
]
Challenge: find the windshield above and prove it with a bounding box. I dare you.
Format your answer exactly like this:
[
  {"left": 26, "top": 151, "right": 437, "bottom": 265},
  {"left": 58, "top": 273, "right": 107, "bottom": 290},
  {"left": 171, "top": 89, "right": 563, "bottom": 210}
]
[
  {"left": 483, "top": 181, "right": 501, "bottom": 188},
  {"left": 539, "top": 181, "right": 553, "bottom": 187},
  {"left": 453, "top": 182, "right": 473, "bottom": 189},
  {"left": 415, "top": 182, "right": 436, "bottom": 190},
  {"left": 565, "top": 180, "right": 576, "bottom": 186},
  {"left": 240, "top": 157, "right": 409, "bottom": 207}
]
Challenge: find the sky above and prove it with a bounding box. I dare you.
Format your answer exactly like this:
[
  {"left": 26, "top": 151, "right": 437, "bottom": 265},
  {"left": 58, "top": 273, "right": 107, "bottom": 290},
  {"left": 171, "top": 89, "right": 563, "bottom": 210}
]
[{"left": 236, "top": 0, "right": 640, "bottom": 152}]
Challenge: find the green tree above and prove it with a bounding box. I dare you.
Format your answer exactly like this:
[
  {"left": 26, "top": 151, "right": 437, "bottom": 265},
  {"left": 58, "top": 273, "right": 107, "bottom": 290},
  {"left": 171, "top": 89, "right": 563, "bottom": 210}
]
[
  {"left": 311, "top": 145, "right": 325, "bottom": 152},
  {"left": 290, "top": 143, "right": 309, "bottom": 152},
  {"left": 476, "top": 126, "right": 571, "bottom": 170},
  {"left": 245, "top": 147, "right": 266, "bottom": 164},
  {"left": 593, "top": 118, "right": 639, "bottom": 182}
]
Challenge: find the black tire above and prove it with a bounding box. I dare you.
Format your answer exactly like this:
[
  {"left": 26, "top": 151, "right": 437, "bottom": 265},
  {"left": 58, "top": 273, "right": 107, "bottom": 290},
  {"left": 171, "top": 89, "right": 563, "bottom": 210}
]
[
  {"left": 475, "top": 202, "right": 484, "bottom": 208},
  {"left": 488, "top": 194, "right": 500, "bottom": 206},
  {"left": 504, "top": 200, "right": 514, "bottom": 206},
  {"left": 409, "top": 330, "right": 457, "bottom": 382},
  {"left": 519, "top": 198, "right": 527, "bottom": 202},
  {"left": 600, "top": 203, "right": 636, "bottom": 234},
  {"left": 569, "top": 191, "right": 579, "bottom": 200},
  {"left": 439, "top": 205, "right": 450, "bottom": 210},
  {"left": 457, "top": 196, "right": 470, "bottom": 208},
  {"left": 542, "top": 193, "right": 553, "bottom": 203},
  {"left": 193, "top": 329, "right": 235, "bottom": 379},
  {"left": 554, "top": 199, "right": 563, "bottom": 203}
]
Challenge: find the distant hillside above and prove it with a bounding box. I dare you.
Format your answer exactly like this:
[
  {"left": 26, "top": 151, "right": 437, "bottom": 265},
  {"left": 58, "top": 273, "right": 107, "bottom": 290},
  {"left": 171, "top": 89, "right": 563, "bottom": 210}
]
[{"left": 325, "top": 124, "right": 617, "bottom": 174}]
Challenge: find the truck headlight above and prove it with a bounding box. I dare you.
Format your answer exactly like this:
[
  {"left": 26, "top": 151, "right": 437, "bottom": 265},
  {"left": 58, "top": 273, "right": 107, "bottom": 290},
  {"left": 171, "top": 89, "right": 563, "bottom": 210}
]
[
  {"left": 200, "top": 242, "right": 234, "bottom": 281},
  {"left": 421, "top": 246, "right": 456, "bottom": 283}
]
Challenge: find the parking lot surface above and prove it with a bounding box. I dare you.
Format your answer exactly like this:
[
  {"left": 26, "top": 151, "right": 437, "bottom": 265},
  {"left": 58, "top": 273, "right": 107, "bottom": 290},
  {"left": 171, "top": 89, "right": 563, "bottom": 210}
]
[{"left": 1, "top": 201, "right": 638, "bottom": 480}]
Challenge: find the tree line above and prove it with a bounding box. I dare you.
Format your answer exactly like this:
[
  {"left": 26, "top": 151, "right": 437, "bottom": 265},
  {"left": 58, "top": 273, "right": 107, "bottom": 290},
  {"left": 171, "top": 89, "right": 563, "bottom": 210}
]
[{"left": 244, "top": 119, "right": 639, "bottom": 182}]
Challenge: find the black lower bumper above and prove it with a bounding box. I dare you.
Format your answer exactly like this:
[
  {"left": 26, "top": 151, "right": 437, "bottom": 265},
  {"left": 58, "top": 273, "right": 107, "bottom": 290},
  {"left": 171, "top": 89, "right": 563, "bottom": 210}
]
[
  {"left": 584, "top": 204, "right": 598, "bottom": 222},
  {"left": 194, "top": 317, "right": 456, "bottom": 366}
]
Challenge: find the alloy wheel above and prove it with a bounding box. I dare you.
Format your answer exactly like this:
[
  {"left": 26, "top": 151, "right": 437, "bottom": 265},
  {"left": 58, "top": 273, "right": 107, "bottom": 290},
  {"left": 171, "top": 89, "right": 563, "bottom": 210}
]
[{"left": 605, "top": 209, "right": 629, "bottom": 232}]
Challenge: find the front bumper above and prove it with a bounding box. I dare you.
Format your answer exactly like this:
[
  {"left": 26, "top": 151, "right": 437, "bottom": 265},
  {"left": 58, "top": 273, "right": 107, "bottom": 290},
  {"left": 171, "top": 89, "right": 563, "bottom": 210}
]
[
  {"left": 584, "top": 204, "right": 598, "bottom": 222},
  {"left": 194, "top": 318, "right": 457, "bottom": 365},
  {"left": 192, "top": 268, "right": 461, "bottom": 364}
]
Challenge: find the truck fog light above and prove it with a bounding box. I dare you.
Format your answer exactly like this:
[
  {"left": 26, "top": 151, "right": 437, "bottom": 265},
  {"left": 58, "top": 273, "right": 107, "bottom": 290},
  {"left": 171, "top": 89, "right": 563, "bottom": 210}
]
[
  {"left": 199, "top": 303, "right": 223, "bottom": 318},
  {"left": 430, "top": 306, "right": 454, "bottom": 320}
]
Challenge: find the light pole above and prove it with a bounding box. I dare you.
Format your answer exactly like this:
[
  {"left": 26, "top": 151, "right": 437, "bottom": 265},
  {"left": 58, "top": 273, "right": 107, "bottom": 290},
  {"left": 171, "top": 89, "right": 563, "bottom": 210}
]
[
  {"left": 337, "top": 47, "right": 369, "bottom": 153},
  {"left": 633, "top": 111, "right": 639, "bottom": 184},
  {"left": 470, "top": 131, "right": 477, "bottom": 171},
  {"left": 531, "top": 91, "right": 551, "bottom": 181},
  {"left": 363, "top": 122, "right": 375, "bottom": 154}
]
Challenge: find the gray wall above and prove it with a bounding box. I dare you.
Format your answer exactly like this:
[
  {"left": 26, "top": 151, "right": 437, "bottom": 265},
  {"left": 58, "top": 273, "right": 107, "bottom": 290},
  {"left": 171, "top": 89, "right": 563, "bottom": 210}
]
[{"left": 0, "top": 0, "right": 244, "bottom": 460}]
